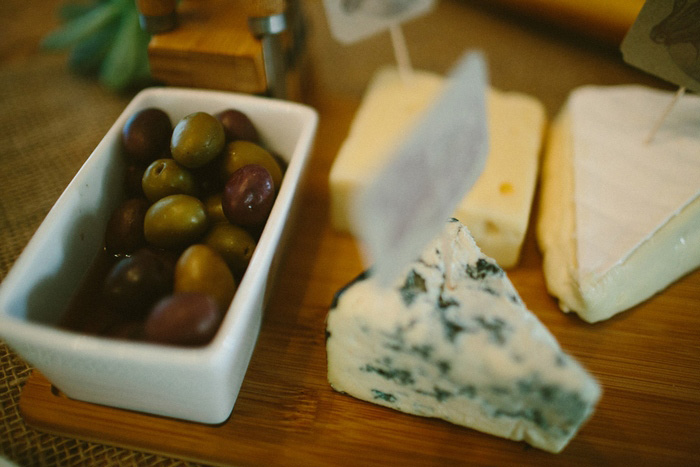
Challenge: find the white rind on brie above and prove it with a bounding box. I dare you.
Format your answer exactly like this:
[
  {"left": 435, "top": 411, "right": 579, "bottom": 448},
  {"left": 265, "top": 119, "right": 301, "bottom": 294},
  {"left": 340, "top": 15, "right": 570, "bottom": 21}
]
[
  {"left": 537, "top": 86, "right": 700, "bottom": 323},
  {"left": 327, "top": 219, "right": 601, "bottom": 453}
]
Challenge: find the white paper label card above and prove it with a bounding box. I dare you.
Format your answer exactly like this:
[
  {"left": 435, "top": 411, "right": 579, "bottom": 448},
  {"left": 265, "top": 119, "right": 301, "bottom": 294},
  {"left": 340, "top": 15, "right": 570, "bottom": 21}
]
[
  {"left": 621, "top": 0, "right": 700, "bottom": 93},
  {"left": 352, "top": 51, "right": 489, "bottom": 286},
  {"left": 323, "top": 0, "right": 436, "bottom": 44}
]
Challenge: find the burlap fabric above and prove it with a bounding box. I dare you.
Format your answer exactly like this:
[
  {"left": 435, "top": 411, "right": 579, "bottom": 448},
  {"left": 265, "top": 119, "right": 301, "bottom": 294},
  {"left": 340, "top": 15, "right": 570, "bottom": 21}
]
[
  {"left": 0, "top": 1, "right": 672, "bottom": 465},
  {"left": 0, "top": 54, "right": 208, "bottom": 467}
]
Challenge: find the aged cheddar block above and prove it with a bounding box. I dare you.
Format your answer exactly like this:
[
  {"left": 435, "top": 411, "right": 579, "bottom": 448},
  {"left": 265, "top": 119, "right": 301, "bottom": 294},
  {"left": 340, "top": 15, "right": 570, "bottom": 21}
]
[
  {"left": 326, "top": 219, "right": 601, "bottom": 453},
  {"left": 537, "top": 85, "right": 700, "bottom": 322},
  {"left": 329, "top": 67, "right": 546, "bottom": 268}
]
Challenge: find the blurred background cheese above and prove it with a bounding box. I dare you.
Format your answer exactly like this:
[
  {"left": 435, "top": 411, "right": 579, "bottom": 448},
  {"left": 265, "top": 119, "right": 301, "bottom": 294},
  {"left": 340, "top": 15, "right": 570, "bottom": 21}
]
[
  {"left": 329, "top": 67, "right": 546, "bottom": 268},
  {"left": 537, "top": 85, "right": 700, "bottom": 323},
  {"left": 329, "top": 67, "right": 443, "bottom": 233}
]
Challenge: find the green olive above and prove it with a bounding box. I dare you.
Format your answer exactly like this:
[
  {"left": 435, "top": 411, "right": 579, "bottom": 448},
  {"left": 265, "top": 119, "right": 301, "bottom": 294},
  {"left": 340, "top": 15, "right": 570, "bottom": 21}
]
[
  {"left": 171, "top": 112, "right": 225, "bottom": 169},
  {"left": 174, "top": 244, "right": 237, "bottom": 311},
  {"left": 204, "top": 193, "right": 228, "bottom": 224},
  {"left": 144, "top": 194, "right": 208, "bottom": 249},
  {"left": 141, "top": 158, "right": 197, "bottom": 203},
  {"left": 203, "top": 222, "right": 257, "bottom": 278},
  {"left": 220, "top": 140, "right": 283, "bottom": 190}
]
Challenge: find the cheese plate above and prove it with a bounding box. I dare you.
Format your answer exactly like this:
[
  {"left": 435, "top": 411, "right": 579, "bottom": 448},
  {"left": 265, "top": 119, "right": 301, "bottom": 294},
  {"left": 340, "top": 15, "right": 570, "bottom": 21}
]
[{"left": 18, "top": 96, "right": 700, "bottom": 466}]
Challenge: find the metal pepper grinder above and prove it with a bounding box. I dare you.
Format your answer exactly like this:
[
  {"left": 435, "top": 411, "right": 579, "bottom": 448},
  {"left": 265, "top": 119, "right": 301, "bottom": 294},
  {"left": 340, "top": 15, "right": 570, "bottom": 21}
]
[
  {"left": 136, "top": 0, "right": 305, "bottom": 100},
  {"left": 246, "top": 1, "right": 288, "bottom": 99}
]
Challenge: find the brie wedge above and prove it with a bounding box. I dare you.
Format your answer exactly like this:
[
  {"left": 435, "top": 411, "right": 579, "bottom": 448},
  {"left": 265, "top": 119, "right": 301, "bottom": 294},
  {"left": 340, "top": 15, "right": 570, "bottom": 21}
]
[
  {"left": 327, "top": 219, "right": 601, "bottom": 453},
  {"left": 537, "top": 85, "right": 700, "bottom": 323}
]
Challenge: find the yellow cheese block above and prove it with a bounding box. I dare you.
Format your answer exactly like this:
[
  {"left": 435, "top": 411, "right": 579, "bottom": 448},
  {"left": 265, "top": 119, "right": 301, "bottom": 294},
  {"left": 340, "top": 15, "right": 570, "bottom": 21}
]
[
  {"left": 329, "top": 67, "right": 443, "bottom": 233},
  {"left": 329, "top": 67, "right": 546, "bottom": 268}
]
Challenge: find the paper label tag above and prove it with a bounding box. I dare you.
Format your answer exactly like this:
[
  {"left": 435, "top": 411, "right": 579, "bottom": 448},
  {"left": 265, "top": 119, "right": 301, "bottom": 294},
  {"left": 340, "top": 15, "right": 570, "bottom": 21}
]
[
  {"left": 323, "top": 0, "right": 435, "bottom": 44},
  {"left": 621, "top": 0, "right": 700, "bottom": 93},
  {"left": 352, "top": 51, "right": 489, "bottom": 286}
]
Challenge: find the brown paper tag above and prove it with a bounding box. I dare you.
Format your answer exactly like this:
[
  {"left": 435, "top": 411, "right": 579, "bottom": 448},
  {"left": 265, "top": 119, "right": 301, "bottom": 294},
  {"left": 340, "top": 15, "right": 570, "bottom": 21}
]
[{"left": 620, "top": 0, "right": 700, "bottom": 93}]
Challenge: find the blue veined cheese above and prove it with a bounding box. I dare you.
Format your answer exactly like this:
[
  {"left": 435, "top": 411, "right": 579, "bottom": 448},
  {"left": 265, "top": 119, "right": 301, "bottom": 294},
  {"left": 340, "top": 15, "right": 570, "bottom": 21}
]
[{"left": 326, "top": 219, "right": 601, "bottom": 453}]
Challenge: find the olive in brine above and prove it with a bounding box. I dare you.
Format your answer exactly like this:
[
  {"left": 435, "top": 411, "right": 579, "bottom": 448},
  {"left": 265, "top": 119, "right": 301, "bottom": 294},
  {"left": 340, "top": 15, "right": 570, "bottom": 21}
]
[
  {"left": 104, "top": 197, "right": 149, "bottom": 255},
  {"left": 144, "top": 293, "right": 222, "bottom": 346},
  {"left": 102, "top": 248, "right": 174, "bottom": 318},
  {"left": 220, "top": 140, "right": 283, "bottom": 190},
  {"left": 222, "top": 164, "right": 275, "bottom": 227},
  {"left": 141, "top": 158, "right": 197, "bottom": 202},
  {"left": 124, "top": 163, "right": 147, "bottom": 197},
  {"left": 174, "top": 244, "right": 237, "bottom": 311},
  {"left": 203, "top": 222, "right": 257, "bottom": 278},
  {"left": 216, "top": 109, "right": 259, "bottom": 142},
  {"left": 144, "top": 194, "right": 208, "bottom": 249},
  {"left": 122, "top": 108, "right": 172, "bottom": 164},
  {"left": 171, "top": 112, "right": 225, "bottom": 169},
  {"left": 191, "top": 160, "right": 225, "bottom": 196},
  {"left": 204, "top": 193, "right": 228, "bottom": 224}
]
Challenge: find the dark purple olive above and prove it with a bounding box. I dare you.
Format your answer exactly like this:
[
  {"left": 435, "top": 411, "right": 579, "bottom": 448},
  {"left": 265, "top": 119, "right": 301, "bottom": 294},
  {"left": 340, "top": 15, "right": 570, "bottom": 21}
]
[
  {"left": 124, "top": 163, "right": 147, "bottom": 197},
  {"left": 219, "top": 140, "right": 282, "bottom": 190},
  {"left": 144, "top": 293, "right": 222, "bottom": 346},
  {"left": 122, "top": 108, "right": 172, "bottom": 164},
  {"left": 102, "top": 248, "right": 174, "bottom": 318},
  {"left": 104, "top": 198, "right": 149, "bottom": 255},
  {"left": 222, "top": 164, "right": 275, "bottom": 226},
  {"left": 216, "top": 109, "right": 259, "bottom": 142},
  {"left": 191, "top": 158, "right": 225, "bottom": 196}
]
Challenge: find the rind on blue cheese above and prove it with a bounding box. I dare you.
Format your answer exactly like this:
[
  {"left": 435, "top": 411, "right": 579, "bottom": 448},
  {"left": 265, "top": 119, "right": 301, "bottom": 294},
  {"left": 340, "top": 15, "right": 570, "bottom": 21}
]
[{"left": 326, "top": 219, "right": 601, "bottom": 453}]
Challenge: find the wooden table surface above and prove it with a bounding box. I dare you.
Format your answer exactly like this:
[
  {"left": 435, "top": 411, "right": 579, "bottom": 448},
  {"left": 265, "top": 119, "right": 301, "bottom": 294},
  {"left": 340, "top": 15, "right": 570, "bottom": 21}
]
[{"left": 3, "top": 0, "right": 700, "bottom": 466}]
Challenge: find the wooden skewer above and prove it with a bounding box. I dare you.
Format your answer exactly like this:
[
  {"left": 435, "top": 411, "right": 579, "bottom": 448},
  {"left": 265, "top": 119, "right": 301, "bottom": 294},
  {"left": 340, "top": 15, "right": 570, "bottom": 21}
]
[
  {"left": 389, "top": 23, "right": 414, "bottom": 83},
  {"left": 645, "top": 86, "right": 686, "bottom": 145}
]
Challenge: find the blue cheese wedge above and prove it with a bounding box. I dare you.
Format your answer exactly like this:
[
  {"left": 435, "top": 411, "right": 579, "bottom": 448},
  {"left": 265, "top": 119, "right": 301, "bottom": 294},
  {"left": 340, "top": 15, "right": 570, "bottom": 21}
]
[{"left": 326, "top": 219, "right": 601, "bottom": 453}]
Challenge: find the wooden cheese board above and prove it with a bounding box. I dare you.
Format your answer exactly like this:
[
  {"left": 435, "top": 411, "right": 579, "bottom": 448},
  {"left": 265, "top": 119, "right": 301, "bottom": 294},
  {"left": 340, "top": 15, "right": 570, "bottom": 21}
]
[{"left": 19, "top": 96, "right": 700, "bottom": 466}]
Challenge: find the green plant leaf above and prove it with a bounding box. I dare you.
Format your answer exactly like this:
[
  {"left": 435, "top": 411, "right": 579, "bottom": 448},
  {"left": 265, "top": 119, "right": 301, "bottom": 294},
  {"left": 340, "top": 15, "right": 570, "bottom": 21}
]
[{"left": 42, "top": 0, "right": 126, "bottom": 50}]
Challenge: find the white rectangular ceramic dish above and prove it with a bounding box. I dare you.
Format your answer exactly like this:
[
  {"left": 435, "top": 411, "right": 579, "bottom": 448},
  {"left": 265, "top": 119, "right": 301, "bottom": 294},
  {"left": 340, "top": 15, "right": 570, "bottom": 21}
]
[{"left": 0, "top": 87, "right": 318, "bottom": 423}]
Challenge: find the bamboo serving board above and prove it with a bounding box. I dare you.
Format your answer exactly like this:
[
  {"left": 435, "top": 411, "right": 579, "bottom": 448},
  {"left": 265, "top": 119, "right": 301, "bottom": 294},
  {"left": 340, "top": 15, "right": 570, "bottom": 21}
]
[{"left": 19, "top": 97, "right": 700, "bottom": 466}]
